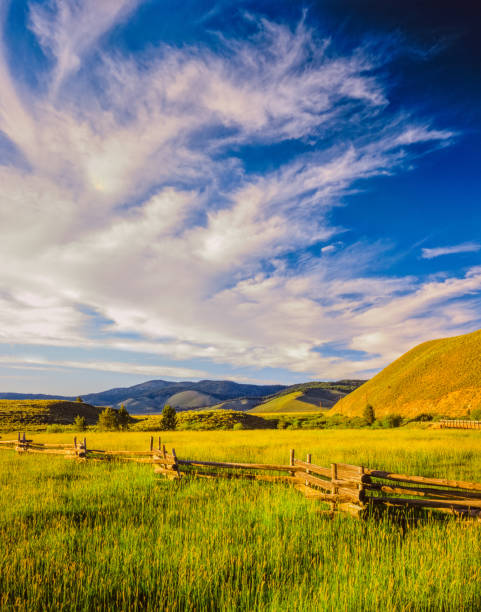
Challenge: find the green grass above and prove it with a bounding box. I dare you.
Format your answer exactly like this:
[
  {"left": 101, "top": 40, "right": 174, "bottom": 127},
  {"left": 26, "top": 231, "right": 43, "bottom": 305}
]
[
  {"left": 1, "top": 429, "right": 480, "bottom": 610},
  {"left": 334, "top": 328, "right": 481, "bottom": 419}
]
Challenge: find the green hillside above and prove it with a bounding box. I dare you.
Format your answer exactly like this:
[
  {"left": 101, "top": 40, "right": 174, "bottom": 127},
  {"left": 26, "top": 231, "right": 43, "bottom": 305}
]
[
  {"left": 332, "top": 328, "right": 481, "bottom": 419},
  {"left": 0, "top": 400, "right": 102, "bottom": 431},
  {"left": 250, "top": 381, "right": 365, "bottom": 414},
  {"left": 250, "top": 391, "right": 330, "bottom": 414}
]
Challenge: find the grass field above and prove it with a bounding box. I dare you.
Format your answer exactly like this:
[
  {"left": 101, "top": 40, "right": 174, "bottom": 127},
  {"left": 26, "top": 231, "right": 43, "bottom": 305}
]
[{"left": 1, "top": 429, "right": 480, "bottom": 610}]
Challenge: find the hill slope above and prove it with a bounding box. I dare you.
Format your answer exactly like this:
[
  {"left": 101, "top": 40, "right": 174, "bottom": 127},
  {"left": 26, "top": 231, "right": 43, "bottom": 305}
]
[
  {"left": 250, "top": 381, "right": 365, "bottom": 414},
  {"left": 0, "top": 400, "right": 102, "bottom": 431},
  {"left": 332, "top": 329, "right": 481, "bottom": 419}
]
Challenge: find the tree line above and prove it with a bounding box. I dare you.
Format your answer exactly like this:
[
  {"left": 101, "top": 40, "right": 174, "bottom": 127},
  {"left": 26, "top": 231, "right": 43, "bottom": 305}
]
[{"left": 73, "top": 404, "right": 177, "bottom": 431}]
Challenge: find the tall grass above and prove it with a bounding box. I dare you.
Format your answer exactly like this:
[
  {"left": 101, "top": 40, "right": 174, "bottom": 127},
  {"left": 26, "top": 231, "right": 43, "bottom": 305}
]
[{"left": 1, "top": 429, "right": 480, "bottom": 610}]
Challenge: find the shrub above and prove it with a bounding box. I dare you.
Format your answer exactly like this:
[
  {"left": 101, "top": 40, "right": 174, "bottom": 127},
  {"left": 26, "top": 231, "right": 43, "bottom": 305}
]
[
  {"left": 117, "top": 404, "right": 130, "bottom": 430},
  {"left": 470, "top": 407, "right": 481, "bottom": 420},
  {"left": 161, "top": 405, "right": 177, "bottom": 430},
  {"left": 363, "top": 404, "right": 375, "bottom": 425},
  {"left": 383, "top": 414, "right": 403, "bottom": 428},
  {"left": 73, "top": 415, "right": 86, "bottom": 431},
  {"left": 97, "top": 407, "right": 119, "bottom": 431},
  {"left": 412, "top": 413, "right": 434, "bottom": 422},
  {"left": 232, "top": 423, "right": 244, "bottom": 431},
  {"left": 76, "top": 397, "right": 83, "bottom": 403}
]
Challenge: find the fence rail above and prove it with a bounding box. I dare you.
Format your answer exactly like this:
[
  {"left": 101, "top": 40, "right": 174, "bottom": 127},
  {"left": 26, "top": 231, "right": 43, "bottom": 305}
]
[
  {"left": 439, "top": 419, "right": 481, "bottom": 429},
  {"left": 1, "top": 433, "right": 480, "bottom": 519}
]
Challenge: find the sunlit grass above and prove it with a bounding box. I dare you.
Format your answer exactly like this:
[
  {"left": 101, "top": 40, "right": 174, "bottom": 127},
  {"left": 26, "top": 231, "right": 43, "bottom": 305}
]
[{"left": 1, "top": 429, "right": 480, "bottom": 610}]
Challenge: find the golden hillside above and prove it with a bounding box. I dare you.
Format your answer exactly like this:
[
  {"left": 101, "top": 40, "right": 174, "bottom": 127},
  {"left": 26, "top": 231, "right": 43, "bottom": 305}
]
[
  {"left": 332, "top": 329, "right": 481, "bottom": 419},
  {"left": 0, "top": 400, "right": 102, "bottom": 431}
]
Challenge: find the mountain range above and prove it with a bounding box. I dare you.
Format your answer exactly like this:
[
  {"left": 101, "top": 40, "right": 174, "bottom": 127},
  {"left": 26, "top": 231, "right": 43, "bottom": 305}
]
[{"left": 0, "top": 379, "right": 364, "bottom": 414}]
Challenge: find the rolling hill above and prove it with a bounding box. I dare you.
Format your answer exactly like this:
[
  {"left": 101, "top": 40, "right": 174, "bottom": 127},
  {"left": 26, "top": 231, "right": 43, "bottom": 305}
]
[
  {"left": 332, "top": 329, "right": 481, "bottom": 419},
  {"left": 0, "top": 400, "right": 102, "bottom": 431},
  {"left": 250, "top": 381, "right": 365, "bottom": 414}
]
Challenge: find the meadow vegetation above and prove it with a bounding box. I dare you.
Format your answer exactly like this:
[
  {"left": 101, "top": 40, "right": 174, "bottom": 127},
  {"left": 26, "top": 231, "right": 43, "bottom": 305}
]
[{"left": 1, "top": 428, "right": 480, "bottom": 610}]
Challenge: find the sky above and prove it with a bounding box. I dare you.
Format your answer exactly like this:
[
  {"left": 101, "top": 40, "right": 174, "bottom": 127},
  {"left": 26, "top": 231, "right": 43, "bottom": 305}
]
[{"left": 0, "top": 0, "right": 480, "bottom": 394}]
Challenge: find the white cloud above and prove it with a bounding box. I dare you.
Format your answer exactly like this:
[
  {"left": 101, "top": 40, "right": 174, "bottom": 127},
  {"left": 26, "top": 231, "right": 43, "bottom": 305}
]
[
  {"left": 0, "top": 355, "right": 210, "bottom": 380},
  {"left": 28, "top": 0, "right": 142, "bottom": 95},
  {"left": 422, "top": 243, "right": 481, "bottom": 259}
]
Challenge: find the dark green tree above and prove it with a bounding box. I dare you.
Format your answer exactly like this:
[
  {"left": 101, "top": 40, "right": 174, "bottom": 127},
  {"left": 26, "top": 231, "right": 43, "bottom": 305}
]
[
  {"left": 363, "top": 403, "right": 375, "bottom": 426},
  {"left": 74, "top": 415, "right": 86, "bottom": 431},
  {"left": 117, "top": 404, "right": 130, "bottom": 430},
  {"left": 98, "top": 407, "right": 119, "bottom": 431},
  {"left": 162, "top": 404, "right": 177, "bottom": 430},
  {"left": 383, "top": 414, "right": 403, "bottom": 428}
]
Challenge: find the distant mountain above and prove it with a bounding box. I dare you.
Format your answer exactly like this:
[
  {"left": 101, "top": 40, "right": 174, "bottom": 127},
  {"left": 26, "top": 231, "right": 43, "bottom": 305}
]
[
  {"left": 81, "top": 380, "right": 287, "bottom": 413},
  {"left": 0, "top": 380, "right": 287, "bottom": 414},
  {"left": 332, "top": 329, "right": 481, "bottom": 419},
  {"left": 0, "top": 378, "right": 364, "bottom": 414}
]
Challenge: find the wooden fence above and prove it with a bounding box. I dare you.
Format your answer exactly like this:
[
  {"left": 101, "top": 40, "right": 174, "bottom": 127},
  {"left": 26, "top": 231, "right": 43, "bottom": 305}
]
[
  {"left": 439, "top": 419, "right": 481, "bottom": 430},
  {"left": 1, "top": 434, "right": 480, "bottom": 519}
]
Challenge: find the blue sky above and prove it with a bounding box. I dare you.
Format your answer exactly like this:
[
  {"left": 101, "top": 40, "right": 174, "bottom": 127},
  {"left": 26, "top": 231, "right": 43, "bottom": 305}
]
[{"left": 0, "top": 0, "right": 480, "bottom": 394}]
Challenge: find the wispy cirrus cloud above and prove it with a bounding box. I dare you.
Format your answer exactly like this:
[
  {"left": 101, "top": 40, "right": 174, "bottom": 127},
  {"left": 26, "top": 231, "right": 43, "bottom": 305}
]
[{"left": 422, "top": 243, "right": 481, "bottom": 259}]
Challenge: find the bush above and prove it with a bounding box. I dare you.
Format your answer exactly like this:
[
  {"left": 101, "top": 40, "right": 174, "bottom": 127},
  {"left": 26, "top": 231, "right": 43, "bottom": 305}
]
[
  {"left": 73, "top": 415, "right": 86, "bottom": 431},
  {"left": 383, "top": 414, "right": 403, "bottom": 428},
  {"left": 411, "top": 413, "right": 434, "bottom": 422},
  {"left": 470, "top": 407, "right": 481, "bottom": 420},
  {"left": 76, "top": 396, "right": 83, "bottom": 403},
  {"left": 161, "top": 405, "right": 177, "bottom": 430},
  {"left": 117, "top": 404, "right": 130, "bottom": 430},
  {"left": 97, "top": 407, "right": 119, "bottom": 431},
  {"left": 232, "top": 423, "right": 244, "bottom": 431},
  {"left": 363, "top": 404, "right": 375, "bottom": 425}
]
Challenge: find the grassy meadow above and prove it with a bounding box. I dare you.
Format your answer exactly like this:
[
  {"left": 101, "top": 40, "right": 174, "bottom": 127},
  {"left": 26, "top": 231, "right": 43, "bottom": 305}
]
[{"left": 1, "top": 428, "right": 481, "bottom": 610}]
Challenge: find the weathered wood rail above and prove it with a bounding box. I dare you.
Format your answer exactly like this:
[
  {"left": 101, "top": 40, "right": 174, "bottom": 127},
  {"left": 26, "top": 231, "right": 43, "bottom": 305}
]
[
  {"left": 1, "top": 434, "right": 480, "bottom": 519},
  {"left": 439, "top": 419, "right": 481, "bottom": 429}
]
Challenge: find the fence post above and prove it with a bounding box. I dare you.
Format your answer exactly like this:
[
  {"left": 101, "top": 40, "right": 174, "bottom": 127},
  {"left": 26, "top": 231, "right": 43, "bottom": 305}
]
[
  {"left": 358, "top": 465, "right": 366, "bottom": 504},
  {"left": 306, "top": 453, "right": 311, "bottom": 486},
  {"left": 150, "top": 436, "right": 153, "bottom": 452},
  {"left": 158, "top": 437, "right": 161, "bottom": 451},
  {"left": 171, "top": 448, "right": 181, "bottom": 478},
  {"left": 331, "top": 463, "right": 338, "bottom": 497},
  {"left": 289, "top": 449, "right": 295, "bottom": 467}
]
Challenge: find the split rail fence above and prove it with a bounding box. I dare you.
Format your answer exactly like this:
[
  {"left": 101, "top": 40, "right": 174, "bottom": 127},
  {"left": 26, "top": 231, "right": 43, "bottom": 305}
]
[
  {"left": 1, "top": 433, "right": 480, "bottom": 519},
  {"left": 439, "top": 419, "right": 481, "bottom": 430}
]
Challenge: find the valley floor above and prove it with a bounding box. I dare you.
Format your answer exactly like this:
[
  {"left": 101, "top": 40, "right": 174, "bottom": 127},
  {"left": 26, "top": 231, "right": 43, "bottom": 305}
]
[{"left": 1, "top": 429, "right": 480, "bottom": 610}]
